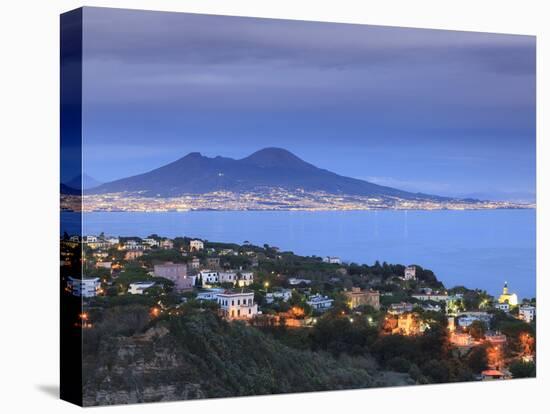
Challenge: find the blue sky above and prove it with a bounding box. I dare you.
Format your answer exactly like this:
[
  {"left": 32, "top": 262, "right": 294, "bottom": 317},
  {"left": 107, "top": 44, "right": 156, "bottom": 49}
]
[{"left": 81, "top": 7, "right": 536, "bottom": 201}]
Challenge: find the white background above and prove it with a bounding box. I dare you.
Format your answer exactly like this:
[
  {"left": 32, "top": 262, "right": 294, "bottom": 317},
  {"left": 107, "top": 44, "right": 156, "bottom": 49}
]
[{"left": 0, "top": 0, "right": 548, "bottom": 412}]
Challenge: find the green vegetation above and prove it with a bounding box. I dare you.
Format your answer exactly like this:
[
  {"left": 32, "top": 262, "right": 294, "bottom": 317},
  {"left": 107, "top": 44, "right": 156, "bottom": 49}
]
[{"left": 82, "top": 308, "right": 396, "bottom": 405}]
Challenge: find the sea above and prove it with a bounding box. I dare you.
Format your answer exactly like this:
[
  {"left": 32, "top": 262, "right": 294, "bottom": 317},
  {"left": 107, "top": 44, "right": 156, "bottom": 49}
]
[{"left": 62, "top": 209, "right": 536, "bottom": 299}]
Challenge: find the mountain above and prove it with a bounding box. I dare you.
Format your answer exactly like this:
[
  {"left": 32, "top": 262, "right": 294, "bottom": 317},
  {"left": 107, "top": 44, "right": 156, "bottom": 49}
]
[
  {"left": 60, "top": 183, "right": 80, "bottom": 195},
  {"left": 88, "top": 147, "right": 450, "bottom": 200},
  {"left": 64, "top": 174, "right": 102, "bottom": 190}
]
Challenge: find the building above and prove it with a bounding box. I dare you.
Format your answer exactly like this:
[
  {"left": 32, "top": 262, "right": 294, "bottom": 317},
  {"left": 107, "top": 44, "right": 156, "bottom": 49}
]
[
  {"left": 190, "top": 257, "right": 201, "bottom": 270},
  {"left": 219, "top": 271, "right": 254, "bottom": 287},
  {"left": 404, "top": 265, "right": 417, "bottom": 280},
  {"left": 196, "top": 288, "right": 224, "bottom": 301},
  {"left": 481, "top": 370, "right": 507, "bottom": 381},
  {"left": 344, "top": 287, "right": 380, "bottom": 310},
  {"left": 498, "top": 281, "right": 518, "bottom": 306},
  {"left": 388, "top": 302, "right": 414, "bottom": 315},
  {"left": 265, "top": 289, "right": 293, "bottom": 304},
  {"left": 450, "top": 332, "right": 475, "bottom": 347},
  {"left": 84, "top": 235, "right": 98, "bottom": 243},
  {"left": 323, "top": 256, "right": 342, "bottom": 264},
  {"left": 306, "top": 294, "right": 334, "bottom": 312},
  {"left": 422, "top": 303, "right": 442, "bottom": 312},
  {"left": 456, "top": 312, "right": 492, "bottom": 328},
  {"left": 123, "top": 240, "right": 145, "bottom": 250},
  {"left": 160, "top": 239, "right": 174, "bottom": 250},
  {"left": 495, "top": 302, "right": 510, "bottom": 313},
  {"left": 412, "top": 292, "right": 449, "bottom": 302},
  {"left": 124, "top": 250, "right": 144, "bottom": 261},
  {"left": 199, "top": 270, "right": 219, "bottom": 285},
  {"left": 288, "top": 277, "right": 311, "bottom": 286},
  {"left": 95, "top": 261, "right": 112, "bottom": 271},
  {"left": 128, "top": 281, "right": 156, "bottom": 295},
  {"left": 519, "top": 305, "right": 536, "bottom": 323},
  {"left": 206, "top": 257, "right": 221, "bottom": 268},
  {"left": 67, "top": 276, "right": 101, "bottom": 298},
  {"left": 153, "top": 263, "right": 191, "bottom": 291},
  {"left": 485, "top": 332, "right": 507, "bottom": 346},
  {"left": 395, "top": 313, "right": 426, "bottom": 336},
  {"left": 217, "top": 290, "right": 258, "bottom": 320},
  {"left": 105, "top": 237, "right": 119, "bottom": 246},
  {"left": 189, "top": 239, "right": 204, "bottom": 252},
  {"left": 142, "top": 238, "right": 159, "bottom": 247}
]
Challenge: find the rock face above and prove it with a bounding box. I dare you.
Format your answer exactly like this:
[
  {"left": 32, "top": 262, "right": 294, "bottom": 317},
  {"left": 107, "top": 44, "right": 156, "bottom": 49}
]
[
  {"left": 83, "top": 326, "right": 205, "bottom": 406},
  {"left": 82, "top": 311, "right": 409, "bottom": 406}
]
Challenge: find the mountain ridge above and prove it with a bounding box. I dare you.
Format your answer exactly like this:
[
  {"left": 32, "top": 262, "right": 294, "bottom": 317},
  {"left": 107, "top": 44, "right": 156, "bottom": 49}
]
[{"left": 87, "top": 147, "right": 452, "bottom": 201}]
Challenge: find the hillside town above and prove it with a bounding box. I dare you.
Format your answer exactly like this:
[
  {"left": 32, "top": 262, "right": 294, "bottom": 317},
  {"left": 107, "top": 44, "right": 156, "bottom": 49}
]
[{"left": 61, "top": 233, "right": 536, "bottom": 386}]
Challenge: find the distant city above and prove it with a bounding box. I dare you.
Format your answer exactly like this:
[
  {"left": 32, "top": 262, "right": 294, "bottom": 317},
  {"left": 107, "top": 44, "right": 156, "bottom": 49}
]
[{"left": 62, "top": 188, "right": 534, "bottom": 213}]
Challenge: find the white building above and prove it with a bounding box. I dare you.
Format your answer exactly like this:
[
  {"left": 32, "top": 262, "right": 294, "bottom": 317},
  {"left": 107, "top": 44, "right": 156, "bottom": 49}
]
[
  {"left": 84, "top": 235, "right": 98, "bottom": 243},
  {"left": 412, "top": 292, "right": 449, "bottom": 302},
  {"left": 199, "top": 270, "right": 219, "bottom": 285},
  {"left": 106, "top": 237, "right": 120, "bottom": 245},
  {"left": 217, "top": 290, "right": 258, "bottom": 320},
  {"left": 519, "top": 305, "right": 536, "bottom": 323},
  {"left": 388, "top": 302, "right": 414, "bottom": 315},
  {"left": 128, "top": 281, "right": 156, "bottom": 295},
  {"left": 456, "top": 312, "right": 492, "bottom": 328},
  {"left": 404, "top": 265, "right": 417, "bottom": 280},
  {"left": 219, "top": 271, "right": 254, "bottom": 287},
  {"left": 123, "top": 240, "right": 145, "bottom": 250},
  {"left": 142, "top": 238, "right": 160, "bottom": 247},
  {"left": 67, "top": 276, "right": 101, "bottom": 298},
  {"left": 189, "top": 239, "right": 204, "bottom": 252},
  {"left": 495, "top": 302, "right": 510, "bottom": 313},
  {"left": 196, "top": 288, "right": 225, "bottom": 301},
  {"left": 266, "top": 289, "right": 293, "bottom": 304},
  {"left": 323, "top": 256, "right": 342, "bottom": 264},
  {"left": 288, "top": 277, "right": 312, "bottom": 286},
  {"left": 307, "top": 294, "right": 334, "bottom": 312}
]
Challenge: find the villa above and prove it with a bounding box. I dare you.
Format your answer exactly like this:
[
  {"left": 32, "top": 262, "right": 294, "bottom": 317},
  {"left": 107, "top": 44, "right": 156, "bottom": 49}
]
[
  {"left": 403, "top": 265, "right": 417, "bottom": 280},
  {"left": 219, "top": 271, "right": 254, "bottom": 287},
  {"left": 306, "top": 294, "right": 334, "bottom": 312},
  {"left": 266, "top": 289, "right": 293, "bottom": 304},
  {"left": 67, "top": 276, "right": 101, "bottom": 298},
  {"left": 519, "top": 305, "right": 536, "bottom": 323},
  {"left": 323, "top": 256, "right": 342, "bottom": 264},
  {"left": 344, "top": 287, "right": 380, "bottom": 310},
  {"left": 128, "top": 281, "right": 156, "bottom": 295},
  {"left": 189, "top": 239, "right": 204, "bottom": 252},
  {"left": 217, "top": 289, "right": 258, "bottom": 320}
]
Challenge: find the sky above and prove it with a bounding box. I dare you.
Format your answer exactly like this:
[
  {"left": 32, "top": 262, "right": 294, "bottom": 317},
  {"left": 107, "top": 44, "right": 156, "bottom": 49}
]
[{"left": 81, "top": 7, "right": 536, "bottom": 201}]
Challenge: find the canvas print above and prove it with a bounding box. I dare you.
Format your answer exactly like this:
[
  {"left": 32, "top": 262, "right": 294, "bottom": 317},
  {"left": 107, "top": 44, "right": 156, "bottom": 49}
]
[{"left": 60, "top": 7, "right": 536, "bottom": 407}]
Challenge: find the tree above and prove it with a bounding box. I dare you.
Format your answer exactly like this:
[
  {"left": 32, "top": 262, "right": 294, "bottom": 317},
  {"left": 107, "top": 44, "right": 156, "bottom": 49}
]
[
  {"left": 468, "top": 320, "right": 486, "bottom": 340},
  {"left": 509, "top": 360, "right": 536, "bottom": 378},
  {"left": 466, "top": 345, "right": 488, "bottom": 373}
]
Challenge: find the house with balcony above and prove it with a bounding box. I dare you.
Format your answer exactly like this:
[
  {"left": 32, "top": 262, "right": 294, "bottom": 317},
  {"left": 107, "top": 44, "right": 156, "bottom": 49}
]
[
  {"left": 217, "top": 290, "right": 258, "bottom": 320},
  {"left": 66, "top": 276, "right": 101, "bottom": 298},
  {"left": 307, "top": 294, "right": 334, "bottom": 312}
]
